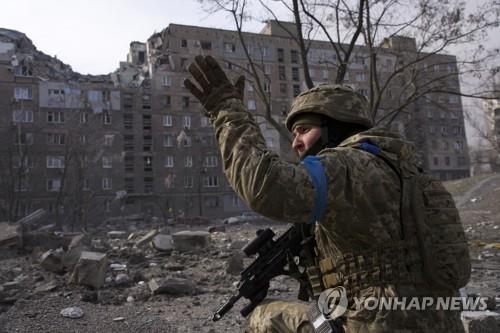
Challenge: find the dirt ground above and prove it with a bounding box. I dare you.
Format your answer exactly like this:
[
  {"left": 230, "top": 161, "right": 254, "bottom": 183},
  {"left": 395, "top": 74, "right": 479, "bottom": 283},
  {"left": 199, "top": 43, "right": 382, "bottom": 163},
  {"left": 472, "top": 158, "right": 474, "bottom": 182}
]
[{"left": 0, "top": 173, "right": 499, "bottom": 333}]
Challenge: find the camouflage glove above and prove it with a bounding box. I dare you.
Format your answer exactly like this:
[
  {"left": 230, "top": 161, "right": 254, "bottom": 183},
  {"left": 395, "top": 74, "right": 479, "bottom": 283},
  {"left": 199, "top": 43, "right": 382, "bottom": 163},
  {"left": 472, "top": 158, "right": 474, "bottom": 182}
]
[{"left": 184, "top": 55, "right": 245, "bottom": 119}]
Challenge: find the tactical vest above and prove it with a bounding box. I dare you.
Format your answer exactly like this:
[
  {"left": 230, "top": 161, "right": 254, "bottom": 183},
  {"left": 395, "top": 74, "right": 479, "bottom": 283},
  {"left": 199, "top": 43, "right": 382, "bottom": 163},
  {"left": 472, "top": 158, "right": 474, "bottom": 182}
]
[{"left": 308, "top": 142, "right": 471, "bottom": 298}]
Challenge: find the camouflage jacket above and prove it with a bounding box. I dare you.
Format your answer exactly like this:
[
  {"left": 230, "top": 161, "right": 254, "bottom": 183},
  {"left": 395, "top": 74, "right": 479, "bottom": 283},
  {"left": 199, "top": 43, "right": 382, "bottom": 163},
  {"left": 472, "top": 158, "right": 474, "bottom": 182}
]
[{"left": 212, "top": 99, "right": 464, "bottom": 333}]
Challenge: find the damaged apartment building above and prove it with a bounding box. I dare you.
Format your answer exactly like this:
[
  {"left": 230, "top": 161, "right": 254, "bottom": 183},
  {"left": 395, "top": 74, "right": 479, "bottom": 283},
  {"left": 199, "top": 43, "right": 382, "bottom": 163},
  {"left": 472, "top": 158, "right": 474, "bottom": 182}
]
[{"left": 0, "top": 21, "right": 471, "bottom": 224}]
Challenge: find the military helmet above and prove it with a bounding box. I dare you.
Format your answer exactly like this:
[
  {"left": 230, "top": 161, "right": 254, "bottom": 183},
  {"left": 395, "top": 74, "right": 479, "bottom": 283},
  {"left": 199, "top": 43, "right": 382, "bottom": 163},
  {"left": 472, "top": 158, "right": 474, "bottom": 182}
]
[{"left": 285, "top": 84, "right": 373, "bottom": 131}]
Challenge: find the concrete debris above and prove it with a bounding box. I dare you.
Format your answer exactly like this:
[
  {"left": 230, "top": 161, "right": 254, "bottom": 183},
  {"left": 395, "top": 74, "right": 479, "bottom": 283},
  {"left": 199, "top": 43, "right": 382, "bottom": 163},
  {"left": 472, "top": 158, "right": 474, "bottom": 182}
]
[
  {"left": 108, "top": 231, "right": 128, "bottom": 239},
  {"left": 148, "top": 278, "right": 196, "bottom": 295},
  {"left": 0, "top": 222, "right": 19, "bottom": 247},
  {"left": 70, "top": 251, "right": 108, "bottom": 289},
  {"left": 68, "top": 234, "right": 88, "bottom": 250},
  {"left": 135, "top": 229, "right": 159, "bottom": 248},
  {"left": 152, "top": 234, "right": 174, "bottom": 253},
  {"left": 229, "top": 240, "right": 248, "bottom": 251},
  {"left": 110, "top": 263, "right": 127, "bottom": 272},
  {"left": 115, "top": 274, "right": 132, "bottom": 287},
  {"left": 172, "top": 231, "right": 210, "bottom": 252},
  {"left": 60, "top": 307, "right": 84, "bottom": 319},
  {"left": 462, "top": 311, "right": 500, "bottom": 333},
  {"left": 40, "top": 249, "right": 64, "bottom": 273},
  {"left": 113, "top": 317, "right": 125, "bottom": 322},
  {"left": 225, "top": 254, "right": 244, "bottom": 275},
  {"left": 34, "top": 279, "right": 59, "bottom": 294},
  {"left": 208, "top": 225, "right": 226, "bottom": 233}
]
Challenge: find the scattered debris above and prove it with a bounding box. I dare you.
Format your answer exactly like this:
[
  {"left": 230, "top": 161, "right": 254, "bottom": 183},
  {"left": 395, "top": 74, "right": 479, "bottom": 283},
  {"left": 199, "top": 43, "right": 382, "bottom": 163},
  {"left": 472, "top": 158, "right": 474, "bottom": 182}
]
[
  {"left": 172, "top": 231, "right": 210, "bottom": 252},
  {"left": 135, "top": 229, "right": 159, "bottom": 248},
  {"left": 148, "top": 278, "right": 196, "bottom": 295},
  {"left": 70, "top": 251, "right": 108, "bottom": 289},
  {"left": 152, "top": 234, "right": 174, "bottom": 253},
  {"left": 60, "top": 307, "right": 84, "bottom": 319}
]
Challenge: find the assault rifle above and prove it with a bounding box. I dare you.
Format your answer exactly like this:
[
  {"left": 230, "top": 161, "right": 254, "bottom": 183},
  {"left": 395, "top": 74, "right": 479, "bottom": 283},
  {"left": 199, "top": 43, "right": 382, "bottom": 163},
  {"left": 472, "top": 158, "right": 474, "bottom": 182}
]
[{"left": 212, "top": 224, "right": 316, "bottom": 322}]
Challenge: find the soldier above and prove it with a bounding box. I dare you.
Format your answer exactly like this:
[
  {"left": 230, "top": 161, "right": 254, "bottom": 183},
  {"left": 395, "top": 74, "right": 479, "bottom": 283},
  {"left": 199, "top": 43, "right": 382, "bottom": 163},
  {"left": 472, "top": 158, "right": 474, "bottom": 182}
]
[{"left": 184, "top": 55, "right": 469, "bottom": 333}]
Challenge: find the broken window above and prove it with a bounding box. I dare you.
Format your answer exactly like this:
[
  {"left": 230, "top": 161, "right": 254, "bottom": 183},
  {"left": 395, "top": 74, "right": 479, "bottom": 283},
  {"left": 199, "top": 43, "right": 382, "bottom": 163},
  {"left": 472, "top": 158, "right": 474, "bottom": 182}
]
[
  {"left": 293, "top": 84, "right": 301, "bottom": 97},
  {"left": 184, "top": 176, "right": 194, "bottom": 188},
  {"left": 185, "top": 156, "right": 193, "bottom": 168},
  {"left": 203, "top": 176, "right": 219, "bottom": 188},
  {"left": 142, "top": 94, "right": 151, "bottom": 109},
  {"left": 123, "top": 93, "right": 133, "bottom": 108},
  {"left": 143, "top": 115, "right": 152, "bottom": 130},
  {"left": 14, "top": 65, "right": 32, "bottom": 77},
  {"left": 182, "top": 136, "right": 192, "bottom": 147},
  {"left": 201, "top": 41, "right": 212, "bottom": 50},
  {"left": 102, "top": 156, "right": 113, "bottom": 168},
  {"left": 47, "top": 133, "right": 65, "bottom": 145},
  {"left": 47, "top": 179, "right": 61, "bottom": 192},
  {"left": 163, "top": 115, "right": 172, "bottom": 127},
  {"left": 164, "top": 155, "right": 174, "bottom": 168},
  {"left": 14, "top": 132, "right": 33, "bottom": 145},
  {"left": 124, "top": 135, "right": 134, "bottom": 151},
  {"left": 224, "top": 42, "right": 236, "bottom": 53},
  {"left": 123, "top": 114, "right": 133, "bottom": 129},
  {"left": 103, "top": 111, "right": 111, "bottom": 125},
  {"left": 12, "top": 110, "right": 33, "bottom": 123},
  {"left": 278, "top": 66, "right": 286, "bottom": 80},
  {"left": 163, "top": 135, "right": 173, "bottom": 147},
  {"left": 47, "top": 111, "right": 65, "bottom": 123},
  {"left": 14, "top": 87, "right": 32, "bottom": 100},
  {"left": 280, "top": 83, "right": 287, "bottom": 95},
  {"left": 104, "top": 134, "right": 114, "bottom": 147},
  {"left": 138, "top": 51, "right": 145, "bottom": 64},
  {"left": 143, "top": 135, "right": 152, "bottom": 151},
  {"left": 292, "top": 67, "right": 300, "bottom": 81},
  {"left": 143, "top": 156, "right": 153, "bottom": 172},
  {"left": 203, "top": 155, "right": 218, "bottom": 167},
  {"left": 125, "top": 178, "right": 134, "bottom": 193},
  {"left": 47, "top": 156, "right": 65, "bottom": 169},
  {"left": 164, "top": 95, "right": 171, "bottom": 108},
  {"left": 124, "top": 155, "right": 134, "bottom": 172},
  {"left": 182, "top": 116, "right": 191, "bottom": 129},
  {"left": 277, "top": 48, "right": 284, "bottom": 62},
  {"left": 291, "top": 50, "right": 299, "bottom": 64},
  {"left": 102, "top": 177, "right": 112, "bottom": 190},
  {"left": 181, "top": 39, "right": 187, "bottom": 48},
  {"left": 182, "top": 96, "right": 190, "bottom": 108},
  {"left": 80, "top": 112, "right": 89, "bottom": 124}
]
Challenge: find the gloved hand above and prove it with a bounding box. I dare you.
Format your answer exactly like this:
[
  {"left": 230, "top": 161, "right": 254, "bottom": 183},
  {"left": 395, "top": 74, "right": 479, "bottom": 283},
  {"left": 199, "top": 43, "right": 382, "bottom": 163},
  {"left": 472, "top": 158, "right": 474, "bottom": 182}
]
[{"left": 184, "top": 55, "right": 245, "bottom": 119}]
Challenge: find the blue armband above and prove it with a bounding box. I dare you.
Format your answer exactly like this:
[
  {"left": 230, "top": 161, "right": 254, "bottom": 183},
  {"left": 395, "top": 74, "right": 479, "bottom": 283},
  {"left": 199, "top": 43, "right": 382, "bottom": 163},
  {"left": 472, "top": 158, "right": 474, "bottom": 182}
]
[{"left": 301, "top": 156, "right": 328, "bottom": 224}]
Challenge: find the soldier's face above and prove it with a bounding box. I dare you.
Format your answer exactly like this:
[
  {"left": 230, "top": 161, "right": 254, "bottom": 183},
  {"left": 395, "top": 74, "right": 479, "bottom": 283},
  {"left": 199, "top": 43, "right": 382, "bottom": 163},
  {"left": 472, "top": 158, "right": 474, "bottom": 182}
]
[{"left": 292, "top": 124, "right": 322, "bottom": 158}]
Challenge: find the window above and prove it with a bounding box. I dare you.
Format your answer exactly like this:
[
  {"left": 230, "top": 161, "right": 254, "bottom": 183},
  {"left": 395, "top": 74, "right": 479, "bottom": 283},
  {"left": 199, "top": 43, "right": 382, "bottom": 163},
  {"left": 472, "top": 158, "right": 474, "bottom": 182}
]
[
  {"left": 185, "top": 156, "right": 193, "bottom": 168},
  {"left": 291, "top": 50, "right": 299, "bottom": 64},
  {"left": 163, "top": 134, "right": 173, "bottom": 147},
  {"left": 143, "top": 156, "right": 153, "bottom": 172},
  {"left": 47, "top": 179, "right": 61, "bottom": 192},
  {"left": 355, "top": 73, "right": 366, "bottom": 81},
  {"left": 124, "top": 135, "right": 134, "bottom": 151},
  {"left": 264, "top": 64, "right": 271, "bottom": 75},
  {"left": 47, "top": 133, "right": 65, "bottom": 145},
  {"left": 83, "top": 179, "right": 90, "bottom": 191},
  {"left": 163, "top": 75, "right": 171, "bottom": 86},
  {"left": 445, "top": 156, "right": 451, "bottom": 166},
  {"left": 183, "top": 116, "right": 191, "bottom": 128},
  {"left": 448, "top": 95, "right": 459, "bottom": 104},
  {"left": 143, "top": 135, "right": 152, "bottom": 151},
  {"left": 48, "top": 88, "right": 65, "bottom": 99},
  {"left": 143, "top": 115, "right": 152, "bottom": 130},
  {"left": 358, "top": 89, "right": 368, "bottom": 97},
  {"left": 280, "top": 83, "right": 287, "bottom": 95},
  {"left": 180, "top": 58, "right": 188, "bottom": 71},
  {"left": 164, "top": 175, "right": 175, "bottom": 189},
  {"left": 454, "top": 141, "right": 463, "bottom": 150},
  {"left": 164, "top": 155, "right": 174, "bottom": 168},
  {"left": 142, "top": 94, "right": 151, "bottom": 109},
  {"left": 80, "top": 135, "right": 87, "bottom": 144},
  {"left": 201, "top": 41, "right": 212, "bottom": 50},
  {"left": 224, "top": 42, "right": 235, "bottom": 53},
  {"left": 104, "top": 134, "right": 114, "bottom": 147},
  {"left": 205, "top": 196, "right": 219, "bottom": 208},
  {"left": 163, "top": 115, "right": 173, "bottom": 127},
  {"left": 203, "top": 155, "right": 218, "bottom": 167},
  {"left": 248, "top": 100, "right": 256, "bottom": 110},
  {"left": 123, "top": 114, "right": 133, "bottom": 129},
  {"left": 429, "top": 125, "right": 435, "bottom": 134},
  {"left": 433, "top": 157, "right": 439, "bottom": 166},
  {"left": 322, "top": 69, "right": 329, "bottom": 80},
  {"left": 182, "top": 96, "right": 190, "bottom": 108},
  {"left": 182, "top": 136, "right": 192, "bottom": 147},
  {"left": 47, "top": 156, "right": 65, "bottom": 169},
  {"left": 443, "top": 141, "right": 449, "bottom": 151},
  {"left": 47, "top": 111, "right": 64, "bottom": 124},
  {"left": 103, "top": 111, "right": 111, "bottom": 125},
  {"left": 124, "top": 178, "right": 134, "bottom": 193},
  {"left": 277, "top": 48, "right": 284, "bottom": 62},
  {"left": 278, "top": 66, "right": 286, "bottom": 80},
  {"left": 145, "top": 177, "right": 154, "bottom": 192},
  {"left": 292, "top": 67, "right": 300, "bottom": 81},
  {"left": 181, "top": 39, "right": 187, "bottom": 47},
  {"left": 102, "top": 177, "right": 112, "bottom": 190},
  {"left": 12, "top": 110, "right": 33, "bottom": 123},
  {"left": 263, "top": 82, "right": 270, "bottom": 93},
  {"left": 431, "top": 140, "right": 437, "bottom": 150},
  {"left": 14, "top": 132, "right": 33, "bottom": 145},
  {"left": 14, "top": 65, "right": 32, "bottom": 77},
  {"left": 14, "top": 87, "right": 32, "bottom": 100},
  {"left": 203, "top": 176, "right": 219, "bottom": 187},
  {"left": 164, "top": 95, "right": 171, "bottom": 107},
  {"left": 427, "top": 109, "right": 434, "bottom": 118},
  {"left": 123, "top": 93, "right": 133, "bottom": 108},
  {"left": 80, "top": 112, "right": 89, "bottom": 124},
  {"left": 124, "top": 155, "right": 134, "bottom": 172},
  {"left": 266, "top": 137, "right": 275, "bottom": 148},
  {"left": 293, "top": 84, "right": 301, "bottom": 97},
  {"left": 200, "top": 116, "right": 210, "bottom": 127},
  {"left": 184, "top": 176, "right": 194, "bottom": 188},
  {"left": 102, "top": 156, "right": 112, "bottom": 168}
]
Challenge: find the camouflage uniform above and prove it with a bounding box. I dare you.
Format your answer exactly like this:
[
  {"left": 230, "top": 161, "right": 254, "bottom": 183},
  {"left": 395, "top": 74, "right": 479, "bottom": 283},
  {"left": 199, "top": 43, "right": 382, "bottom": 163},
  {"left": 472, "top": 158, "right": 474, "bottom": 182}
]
[{"left": 209, "top": 97, "right": 465, "bottom": 333}]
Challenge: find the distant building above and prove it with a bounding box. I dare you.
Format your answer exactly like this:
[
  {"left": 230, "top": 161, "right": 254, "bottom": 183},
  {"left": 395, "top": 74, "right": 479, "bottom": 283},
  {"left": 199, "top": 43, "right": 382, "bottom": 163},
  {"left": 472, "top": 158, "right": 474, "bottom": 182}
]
[{"left": 0, "top": 21, "right": 471, "bottom": 223}]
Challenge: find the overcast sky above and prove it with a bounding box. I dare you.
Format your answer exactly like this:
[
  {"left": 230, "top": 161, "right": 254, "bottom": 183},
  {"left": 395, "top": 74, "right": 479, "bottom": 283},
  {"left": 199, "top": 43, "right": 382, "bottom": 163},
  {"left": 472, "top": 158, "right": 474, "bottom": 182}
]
[{"left": 0, "top": 0, "right": 286, "bottom": 75}]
